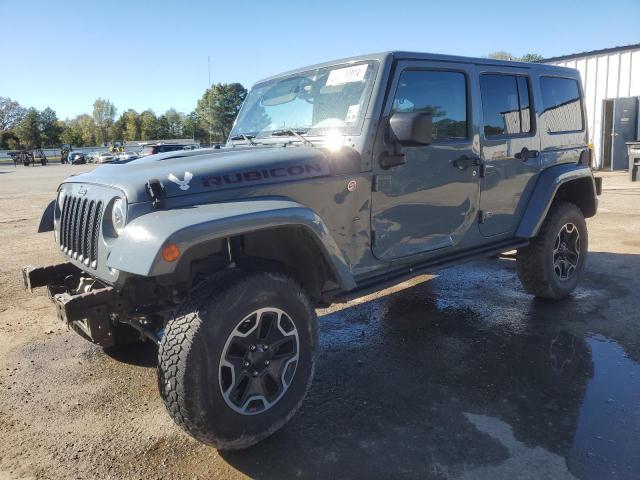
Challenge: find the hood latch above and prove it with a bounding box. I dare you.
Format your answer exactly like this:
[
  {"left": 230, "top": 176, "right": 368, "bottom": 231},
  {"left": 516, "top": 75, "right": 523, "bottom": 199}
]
[{"left": 146, "top": 179, "right": 166, "bottom": 209}]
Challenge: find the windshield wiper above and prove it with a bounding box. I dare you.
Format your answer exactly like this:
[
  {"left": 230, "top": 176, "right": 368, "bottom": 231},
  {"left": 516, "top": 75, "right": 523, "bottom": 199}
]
[
  {"left": 229, "top": 134, "right": 257, "bottom": 145},
  {"left": 270, "top": 129, "right": 314, "bottom": 147}
]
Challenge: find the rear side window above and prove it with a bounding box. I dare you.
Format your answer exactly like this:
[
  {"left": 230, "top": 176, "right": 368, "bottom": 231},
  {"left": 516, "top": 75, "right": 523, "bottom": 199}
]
[
  {"left": 392, "top": 70, "right": 467, "bottom": 140},
  {"left": 480, "top": 74, "right": 532, "bottom": 137},
  {"left": 540, "top": 77, "right": 583, "bottom": 133}
]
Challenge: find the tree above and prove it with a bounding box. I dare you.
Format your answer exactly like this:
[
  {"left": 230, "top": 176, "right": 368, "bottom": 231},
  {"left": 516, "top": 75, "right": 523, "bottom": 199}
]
[
  {"left": 76, "top": 114, "right": 97, "bottom": 146},
  {"left": 39, "top": 107, "right": 63, "bottom": 147},
  {"left": 140, "top": 110, "right": 159, "bottom": 140},
  {"left": 182, "top": 111, "right": 203, "bottom": 141},
  {"left": 196, "top": 83, "right": 247, "bottom": 143},
  {"left": 156, "top": 114, "right": 171, "bottom": 139},
  {"left": 123, "top": 109, "right": 141, "bottom": 141},
  {"left": 15, "top": 108, "right": 41, "bottom": 149},
  {"left": 92, "top": 98, "right": 117, "bottom": 145},
  {"left": 0, "top": 97, "right": 26, "bottom": 131},
  {"left": 487, "top": 51, "right": 544, "bottom": 62},
  {"left": 60, "top": 120, "right": 84, "bottom": 146},
  {"left": 520, "top": 53, "right": 544, "bottom": 63},
  {"left": 487, "top": 51, "right": 517, "bottom": 61},
  {"left": 112, "top": 113, "right": 126, "bottom": 141},
  {"left": 164, "top": 108, "right": 184, "bottom": 138}
]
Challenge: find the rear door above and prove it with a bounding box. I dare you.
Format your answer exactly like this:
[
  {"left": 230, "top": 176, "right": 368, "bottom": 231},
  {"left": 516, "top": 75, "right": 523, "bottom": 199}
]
[
  {"left": 477, "top": 66, "right": 541, "bottom": 237},
  {"left": 611, "top": 97, "right": 639, "bottom": 170},
  {"left": 371, "top": 60, "right": 481, "bottom": 260}
]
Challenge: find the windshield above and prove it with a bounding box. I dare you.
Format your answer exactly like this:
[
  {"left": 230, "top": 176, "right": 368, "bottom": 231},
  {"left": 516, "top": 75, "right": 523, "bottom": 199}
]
[{"left": 230, "top": 61, "right": 377, "bottom": 140}]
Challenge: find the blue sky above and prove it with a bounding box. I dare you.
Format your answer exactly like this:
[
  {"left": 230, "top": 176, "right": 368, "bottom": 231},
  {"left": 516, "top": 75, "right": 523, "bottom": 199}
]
[{"left": 2, "top": 0, "right": 638, "bottom": 120}]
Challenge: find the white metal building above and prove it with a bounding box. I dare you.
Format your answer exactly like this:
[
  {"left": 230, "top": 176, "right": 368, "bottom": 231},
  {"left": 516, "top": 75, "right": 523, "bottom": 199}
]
[{"left": 544, "top": 43, "right": 640, "bottom": 170}]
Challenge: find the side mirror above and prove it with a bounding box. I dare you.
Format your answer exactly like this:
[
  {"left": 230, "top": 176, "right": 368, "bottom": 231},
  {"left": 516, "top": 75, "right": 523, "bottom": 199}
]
[{"left": 389, "top": 112, "right": 433, "bottom": 146}]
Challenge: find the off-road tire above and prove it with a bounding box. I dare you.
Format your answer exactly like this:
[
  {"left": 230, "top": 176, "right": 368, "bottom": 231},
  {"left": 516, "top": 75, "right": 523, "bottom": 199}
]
[
  {"left": 158, "top": 270, "right": 318, "bottom": 450},
  {"left": 517, "top": 201, "right": 588, "bottom": 299}
]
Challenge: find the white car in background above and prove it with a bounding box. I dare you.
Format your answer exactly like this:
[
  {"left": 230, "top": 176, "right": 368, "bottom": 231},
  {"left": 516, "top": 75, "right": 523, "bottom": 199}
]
[
  {"left": 114, "top": 151, "right": 139, "bottom": 163},
  {"left": 93, "top": 152, "right": 114, "bottom": 164}
]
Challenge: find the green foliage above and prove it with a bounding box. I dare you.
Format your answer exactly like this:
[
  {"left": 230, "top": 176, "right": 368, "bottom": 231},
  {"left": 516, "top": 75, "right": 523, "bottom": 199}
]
[
  {"left": 196, "top": 83, "right": 247, "bottom": 143},
  {"left": 520, "top": 53, "right": 544, "bottom": 63},
  {"left": 164, "top": 108, "right": 184, "bottom": 138},
  {"left": 60, "top": 119, "right": 84, "bottom": 146},
  {"left": 93, "top": 98, "right": 117, "bottom": 146},
  {"left": 123, "top": 109, "right": 141, "bottom": 141},
  {"left": 9, "top": 81, "right": 248, "bottom": 148},
  {"left": 15, "top": 108, "right": 41, "bottom": 149},
  {"left": 487, "top": 51, "right": 544, "bottom": 62},
  {"left": 39, "top": 107, "right": 63, "bottom": 147},
  {"left": 0, "top": 97, "right": 26, "bottom": 131},
  {"left": 140, "top": 110, "right": 159, "bottom": 140},
  {"left": 487, "top": 51, "right": 516, "bottom": 61}
]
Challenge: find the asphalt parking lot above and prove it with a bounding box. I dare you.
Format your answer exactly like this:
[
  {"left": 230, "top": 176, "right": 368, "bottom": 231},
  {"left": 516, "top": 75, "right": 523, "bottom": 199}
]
[{"left": 0, "top": 164, "right": 639, "bottom": 480}]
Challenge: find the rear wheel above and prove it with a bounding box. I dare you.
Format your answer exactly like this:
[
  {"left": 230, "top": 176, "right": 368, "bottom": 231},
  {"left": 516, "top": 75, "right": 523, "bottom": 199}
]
[
  {"left": 517, "top": 202, "right": 588, "bottom": 299},
  {"left": 158, "top": 270, "right": 317, "bottom": 450}
]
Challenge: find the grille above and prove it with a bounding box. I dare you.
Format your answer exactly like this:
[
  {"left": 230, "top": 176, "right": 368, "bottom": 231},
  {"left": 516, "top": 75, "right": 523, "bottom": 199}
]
[{"left": 59, "top": 194, "right": 103, "bottom": 268}]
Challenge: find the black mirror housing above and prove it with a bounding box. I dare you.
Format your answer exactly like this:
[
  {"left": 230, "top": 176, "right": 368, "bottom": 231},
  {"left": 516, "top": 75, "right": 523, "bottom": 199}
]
[{"left": 389, "top": 112, "right": 433, "bottom": 146}]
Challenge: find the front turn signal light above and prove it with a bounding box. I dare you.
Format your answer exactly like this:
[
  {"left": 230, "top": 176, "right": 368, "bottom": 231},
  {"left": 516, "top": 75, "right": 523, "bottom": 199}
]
[{"left": 162, "top": 243, "right": 180, "bottom": 262}]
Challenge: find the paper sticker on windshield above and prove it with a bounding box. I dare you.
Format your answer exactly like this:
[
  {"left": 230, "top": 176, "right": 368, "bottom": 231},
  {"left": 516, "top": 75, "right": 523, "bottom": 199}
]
[
  {"left": 326, "top": 64, "right": 368, "bottom": 87},
  {"left": 345, "top": 104, "right": 360, "bottom": 123}
]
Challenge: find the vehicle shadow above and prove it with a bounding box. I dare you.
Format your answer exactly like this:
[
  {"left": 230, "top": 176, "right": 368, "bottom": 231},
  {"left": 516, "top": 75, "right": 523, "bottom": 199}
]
[{"left": 103, "top": 340, "right": 158, "bottom": 367}]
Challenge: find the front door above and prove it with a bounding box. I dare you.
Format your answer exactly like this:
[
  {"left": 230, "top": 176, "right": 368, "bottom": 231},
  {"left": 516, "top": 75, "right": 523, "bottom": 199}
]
[
  {"left": 371, "top": 61, "right": 480, "bottom": 261},
  {"left": 477, "top": 67, "right": 541, "bottom": 237},
  {"left": 611, "top": 97, "right": 638, "bottom": 170}
]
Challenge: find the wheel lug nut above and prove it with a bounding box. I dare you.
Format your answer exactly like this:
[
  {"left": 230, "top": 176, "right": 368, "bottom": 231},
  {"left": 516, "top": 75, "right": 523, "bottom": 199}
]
[
  {"left": 252, "top": 370, "right": 259, "bottom": 377},
  {"left": 243, "top": 361, "right": 250, "bottom": 368},
  {"left": 263, "top": 344, "right": 269, "bottom": 350},
  {"left": 249, "top": 344, "right": 256, "bottom": 351},
  {"left": 264, "top": 360, "right": 270, "bottom": 366}
]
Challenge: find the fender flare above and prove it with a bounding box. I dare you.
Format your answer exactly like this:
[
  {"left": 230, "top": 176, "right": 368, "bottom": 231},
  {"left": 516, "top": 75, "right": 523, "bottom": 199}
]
[
  {"left": 37, "top": 200, "right": 55, "bottom": 233},
  {"left": 107, "top": 199, "right": 356, "bottom": 291},
  {"left": 515, "top": 163, "right": 597, "bottom": 239}
]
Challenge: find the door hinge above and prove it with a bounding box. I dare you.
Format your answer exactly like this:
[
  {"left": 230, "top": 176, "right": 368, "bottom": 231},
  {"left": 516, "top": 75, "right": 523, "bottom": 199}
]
[
  {"left": 371, "top": 230, "right": 377, "bottom": 247},
  {"left": 372, "top": 175, "right": 391, "bottom": 192},
  {"left": 479, "top": 162, "right": 486, "bottom": 178}
]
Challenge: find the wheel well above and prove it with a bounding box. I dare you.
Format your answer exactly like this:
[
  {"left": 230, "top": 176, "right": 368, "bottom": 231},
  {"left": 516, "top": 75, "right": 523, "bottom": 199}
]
[
  {"left": 552, "top": 177, "right": 597, "bottom": 218},
  {"left": 239, "top": 227, "right": 339, "bottom": 302},
  {"left": 183, "top": 226, "right": 340, "bottom": 303}
]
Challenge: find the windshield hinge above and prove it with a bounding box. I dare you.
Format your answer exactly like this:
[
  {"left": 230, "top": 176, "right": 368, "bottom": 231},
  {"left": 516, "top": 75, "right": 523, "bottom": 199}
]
[{"left": 146, "top": 179, "right": 166, "bottom": 209}]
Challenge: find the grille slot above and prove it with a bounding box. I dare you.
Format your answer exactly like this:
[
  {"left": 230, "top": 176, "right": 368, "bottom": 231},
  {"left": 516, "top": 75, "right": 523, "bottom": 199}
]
[{"left": 59, "top": 193, "right": 103, "bottom": 269}]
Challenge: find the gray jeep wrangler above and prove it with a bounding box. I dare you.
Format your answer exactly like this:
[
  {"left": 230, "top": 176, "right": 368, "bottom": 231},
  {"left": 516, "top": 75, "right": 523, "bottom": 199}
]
[{"left": 23, "top": 52, "right": 600, "bottom": 449}]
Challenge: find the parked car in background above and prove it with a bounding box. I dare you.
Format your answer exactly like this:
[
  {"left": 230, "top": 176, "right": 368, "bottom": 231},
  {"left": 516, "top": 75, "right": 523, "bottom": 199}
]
[
  {"left": 67, "top": 152, "right": 86, "bottom": 164},
  {"left": 92, "top": 152, "right": 114, "bottom": 164},
  {"left": 138, "top": 143, "right": 193, "bottom": 156},
  {"left": 114, "top": 151, "right": 139, "bottom": 162}
]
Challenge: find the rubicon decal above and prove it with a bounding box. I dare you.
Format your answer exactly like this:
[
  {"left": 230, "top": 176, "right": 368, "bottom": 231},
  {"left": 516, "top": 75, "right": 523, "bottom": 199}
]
[{"left": 202, "top": 162, "right": 328, "bottom": 188}]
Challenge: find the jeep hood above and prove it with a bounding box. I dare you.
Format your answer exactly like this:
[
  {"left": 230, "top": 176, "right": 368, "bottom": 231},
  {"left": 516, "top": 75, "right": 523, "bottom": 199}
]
[{"left": 63, "top": 146, "right": 332, "bottom": 203}]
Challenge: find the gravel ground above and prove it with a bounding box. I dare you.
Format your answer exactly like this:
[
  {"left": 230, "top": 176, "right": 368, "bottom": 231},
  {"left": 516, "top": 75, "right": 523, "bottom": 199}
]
[{"left": 0, "top": 164, "right": 638, "bottom": 479}]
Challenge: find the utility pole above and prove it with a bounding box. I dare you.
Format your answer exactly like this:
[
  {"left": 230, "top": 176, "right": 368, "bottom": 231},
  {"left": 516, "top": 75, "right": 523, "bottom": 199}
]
[{"left": 208, "top": 56, "right": 212, "bottom": 146}]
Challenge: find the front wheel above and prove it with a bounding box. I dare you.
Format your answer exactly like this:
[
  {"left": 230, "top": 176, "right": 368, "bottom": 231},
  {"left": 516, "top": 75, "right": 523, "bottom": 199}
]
[
  {"left": 517, "top": 201, "right": 588, "bottom": 299},
  {"left": 158, "top": 270, "right": 318, "bottom": 450}
]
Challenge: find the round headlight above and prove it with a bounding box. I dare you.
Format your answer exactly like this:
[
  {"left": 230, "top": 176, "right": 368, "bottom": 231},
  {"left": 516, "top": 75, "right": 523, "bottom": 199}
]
[{"left": 111, "top": 198, "right": 127, "bottom": 235}]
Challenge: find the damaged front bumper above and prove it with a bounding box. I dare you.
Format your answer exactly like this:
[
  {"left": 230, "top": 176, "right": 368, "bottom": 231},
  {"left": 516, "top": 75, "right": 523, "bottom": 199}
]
[{"left": 22, "top": 263, "right": 120, "bottom": 347}]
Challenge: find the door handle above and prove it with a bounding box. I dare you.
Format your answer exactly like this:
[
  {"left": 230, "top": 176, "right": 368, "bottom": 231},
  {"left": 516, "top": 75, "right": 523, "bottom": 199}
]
[
  {"left": 453, "top": 155, "right": 480, "bottom": 170},
  {"left": 514, "top": 148, "right": 540, "bottom": 161}
]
